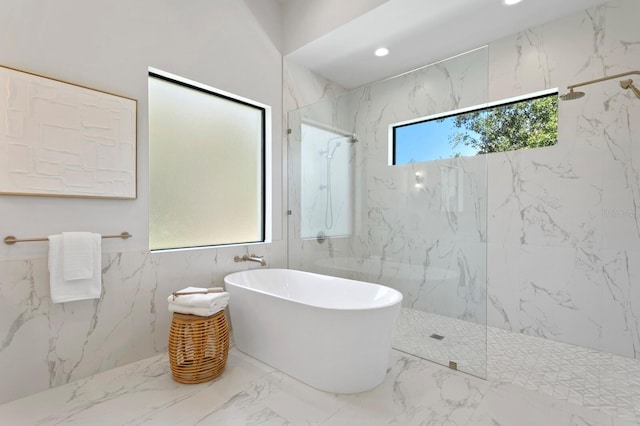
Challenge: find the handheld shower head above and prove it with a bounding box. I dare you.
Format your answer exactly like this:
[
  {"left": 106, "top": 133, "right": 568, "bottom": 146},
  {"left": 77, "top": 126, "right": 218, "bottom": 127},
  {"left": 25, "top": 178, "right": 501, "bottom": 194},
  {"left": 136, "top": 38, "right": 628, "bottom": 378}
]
[{"left": 620, "top": 79, "right": 640, "bottom": 99}]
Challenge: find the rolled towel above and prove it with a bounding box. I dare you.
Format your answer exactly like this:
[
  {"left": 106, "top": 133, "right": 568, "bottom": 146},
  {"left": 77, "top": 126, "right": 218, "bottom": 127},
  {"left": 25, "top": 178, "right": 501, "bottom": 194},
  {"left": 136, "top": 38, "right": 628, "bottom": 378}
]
[{"left": 167, "top": 286, "right": 229, "bottom": 317}]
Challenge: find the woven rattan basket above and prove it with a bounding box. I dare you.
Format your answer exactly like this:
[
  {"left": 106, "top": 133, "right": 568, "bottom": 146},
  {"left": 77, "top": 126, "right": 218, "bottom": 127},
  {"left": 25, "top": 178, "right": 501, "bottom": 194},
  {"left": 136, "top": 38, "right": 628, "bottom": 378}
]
[{"left": 168, "top": 311, "right": 229, "bottom": 384}]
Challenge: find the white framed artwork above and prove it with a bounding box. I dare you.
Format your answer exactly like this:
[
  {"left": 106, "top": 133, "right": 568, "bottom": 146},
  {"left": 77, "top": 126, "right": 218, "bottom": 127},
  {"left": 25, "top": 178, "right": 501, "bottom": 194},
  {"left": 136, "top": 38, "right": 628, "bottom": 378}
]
[{"left": 0, "top": 65, "right": 137, "bottom": 199}]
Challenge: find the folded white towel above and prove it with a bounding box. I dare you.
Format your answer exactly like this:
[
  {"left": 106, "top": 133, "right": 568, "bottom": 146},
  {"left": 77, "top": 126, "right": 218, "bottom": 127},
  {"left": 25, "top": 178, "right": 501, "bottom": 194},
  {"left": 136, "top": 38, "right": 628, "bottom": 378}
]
[
  {"left": 167, "top": 286, "right": 229, "bottom": 317},
  {"left": 48, "top": 234, "right": 102, "bottom": 304},
  {"left": 62, "top": 232, "right": 96, "bottom": 280},
  {"left": 168, "top": 303, "right": 227, "bottom": 317},
  {"left": 167, "top": 287, "right": 230, "bottom": 308}
]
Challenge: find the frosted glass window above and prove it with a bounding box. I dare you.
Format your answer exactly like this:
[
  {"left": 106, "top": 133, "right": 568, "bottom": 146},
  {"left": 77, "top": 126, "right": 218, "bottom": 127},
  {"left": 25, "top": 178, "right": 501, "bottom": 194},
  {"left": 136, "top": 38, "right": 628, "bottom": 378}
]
[{"left": 148, "top": 71, "right": 267, "bottom": 250}]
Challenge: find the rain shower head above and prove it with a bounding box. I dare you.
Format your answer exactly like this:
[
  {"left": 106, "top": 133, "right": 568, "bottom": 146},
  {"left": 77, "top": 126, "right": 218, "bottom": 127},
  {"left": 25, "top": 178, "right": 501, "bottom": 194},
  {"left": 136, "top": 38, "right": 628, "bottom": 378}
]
[
  {"left": 620, "top": 79, "right": 640, "bottom": 99},
  {"left": 559, "top": 89, "right": 585, "bottom": 101},
  {"left": 560, "top": 70, "right": 640, "bottom": 101}
]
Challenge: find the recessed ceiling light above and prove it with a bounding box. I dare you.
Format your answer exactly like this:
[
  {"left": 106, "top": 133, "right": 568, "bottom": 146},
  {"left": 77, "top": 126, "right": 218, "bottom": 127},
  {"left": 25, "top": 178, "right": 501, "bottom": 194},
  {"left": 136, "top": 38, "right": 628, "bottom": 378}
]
[
  {"left": 374, "top": 47, "right": 389, "bottom": 57},
  {"left": 503, "top": 0, "right": 522, "bottom": 5}
]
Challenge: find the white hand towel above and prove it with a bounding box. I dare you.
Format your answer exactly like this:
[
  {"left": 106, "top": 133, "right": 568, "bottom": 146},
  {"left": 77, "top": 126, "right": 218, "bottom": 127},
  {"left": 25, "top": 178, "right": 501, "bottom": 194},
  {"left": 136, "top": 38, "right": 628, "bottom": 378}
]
[
  {"left": 48, "top": 234, "right": 102, "bottom": 304},
  {"left": 62, "top": 232, "right": 95, "bottom": 280}
]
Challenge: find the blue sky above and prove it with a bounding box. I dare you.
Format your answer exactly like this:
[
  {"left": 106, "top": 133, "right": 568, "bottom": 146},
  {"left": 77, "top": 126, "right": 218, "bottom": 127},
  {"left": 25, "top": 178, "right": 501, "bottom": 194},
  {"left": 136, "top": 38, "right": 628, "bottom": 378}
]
[{"left": 395, "top": 116, "right": 480, "bottom": 164}]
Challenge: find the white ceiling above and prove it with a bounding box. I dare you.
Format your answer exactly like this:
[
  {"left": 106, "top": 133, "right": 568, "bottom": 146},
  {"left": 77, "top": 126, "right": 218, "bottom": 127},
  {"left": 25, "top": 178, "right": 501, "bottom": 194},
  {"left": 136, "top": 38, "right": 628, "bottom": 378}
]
[{"left": 284, "top": 0, "right": 608, "bottom": 89}]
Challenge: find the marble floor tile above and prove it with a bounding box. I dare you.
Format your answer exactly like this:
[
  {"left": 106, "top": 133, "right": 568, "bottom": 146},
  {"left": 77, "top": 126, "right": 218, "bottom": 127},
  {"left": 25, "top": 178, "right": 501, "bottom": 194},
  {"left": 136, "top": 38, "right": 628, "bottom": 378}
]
[
  {"left": 1, "top": 307, "right": 639, "bottom": 425},
  {"left": 0, "top": 342, "right": 634, "bottom": 426}
]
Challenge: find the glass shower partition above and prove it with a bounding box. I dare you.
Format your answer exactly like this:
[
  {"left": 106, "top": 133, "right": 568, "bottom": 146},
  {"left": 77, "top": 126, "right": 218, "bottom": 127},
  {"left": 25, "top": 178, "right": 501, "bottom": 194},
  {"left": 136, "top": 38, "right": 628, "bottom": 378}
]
[{"left": 287, "top": 47, "right": 489, "bottom": 379}]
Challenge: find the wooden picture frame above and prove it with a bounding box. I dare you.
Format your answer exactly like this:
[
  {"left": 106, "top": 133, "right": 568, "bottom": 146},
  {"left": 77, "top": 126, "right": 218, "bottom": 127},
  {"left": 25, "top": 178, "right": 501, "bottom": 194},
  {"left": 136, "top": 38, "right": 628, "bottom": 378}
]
[{"left": 0, "top": 65, "right": 137, "bottom": 199}]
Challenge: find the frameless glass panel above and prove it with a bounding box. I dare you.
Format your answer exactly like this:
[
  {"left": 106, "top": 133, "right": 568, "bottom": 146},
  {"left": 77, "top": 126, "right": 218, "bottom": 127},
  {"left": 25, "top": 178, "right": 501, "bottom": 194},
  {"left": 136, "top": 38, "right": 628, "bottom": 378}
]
[
  {"left": 149, "top": 72, "right": 266, "bottom": 250},
  {"left": 300, "top": 123, "right": 353, "bottom": 240},
  {"left": 287, "top": 47, "right": 488, "bottom": 379}
]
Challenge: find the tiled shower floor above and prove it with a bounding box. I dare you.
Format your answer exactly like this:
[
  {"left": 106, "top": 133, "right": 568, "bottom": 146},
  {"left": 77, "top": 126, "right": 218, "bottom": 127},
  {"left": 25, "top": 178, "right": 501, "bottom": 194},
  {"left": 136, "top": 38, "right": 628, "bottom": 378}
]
[{"left": 394, "top": 308, "right": 640, "bottom": 423}]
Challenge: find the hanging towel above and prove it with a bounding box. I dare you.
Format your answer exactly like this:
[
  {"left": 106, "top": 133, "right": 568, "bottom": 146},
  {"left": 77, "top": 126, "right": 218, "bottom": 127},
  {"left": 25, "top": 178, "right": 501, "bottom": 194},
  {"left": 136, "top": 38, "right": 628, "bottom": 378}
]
[
  {"left": 48, "top": 233, "right": 102, "bottom": 303},
  {"left": 167, "top": 287, "right": 229, "bottom": 317},
  {"left": 62, "top": 232, "right": 94, "bottom": 280}
]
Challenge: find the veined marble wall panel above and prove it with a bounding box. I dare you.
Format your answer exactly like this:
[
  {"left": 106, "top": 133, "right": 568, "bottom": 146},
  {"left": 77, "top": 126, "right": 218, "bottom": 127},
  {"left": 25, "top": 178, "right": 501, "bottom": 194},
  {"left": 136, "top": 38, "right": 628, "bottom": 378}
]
[
  {"left": 486, "top": 243, "right": 520, "bottom": 331},
  {"left": 602, "top": 0, "right": 640, "bottom": 70},
  {"left": 516, "top": 245, "right": 603, "bottom": 350},
  {"left": 486, "top": 2, "right": 607, "bottom": 249},
  {"left": 601, "top": 249, "right": 640, "bottom": 359},
  {"left": 601, "top": 92, "right": 640, "bottom": 251},
  {"left": 284, "top": 61, "right": 348, "bottom": 272},
  {"left": 356, "top": 155, "right": 488, "bottom": 323},
  {"left": 0, "top": 258, "right": 51, "bottom": 404},
  {"left": 283, "top": 60, "right": 346, "bottom": 114},
  {"left": 487, "top": 0, "right": 640, "bottom": 359},
  {"left": 598, "top": 67, "right": 640, "bottom": 359},
  {"left": 0, "top": 242, "right": 285, "bottom": 404},
  {"left": 487, "top": 140, "right": 604, "bottom": 248},
  {"left": 394, "top": 240, "right": 487, "bottom": 324},
  {"left": 487, "top": 4, "right": 607, "bottom": 103},
  {"left": 349, "top": 48, "right": 489, "bottom": 260},
  {"left": 288, "top": 0, "right": 640, "bottom": 361},
  {"left": 287, "top": 46, "right": 489, "bottom": 330}
]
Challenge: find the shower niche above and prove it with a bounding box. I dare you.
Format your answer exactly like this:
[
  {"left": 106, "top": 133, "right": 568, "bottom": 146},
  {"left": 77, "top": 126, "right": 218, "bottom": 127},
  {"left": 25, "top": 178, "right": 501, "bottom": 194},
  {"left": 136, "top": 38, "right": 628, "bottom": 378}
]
[{"left": 287, "top": 47, "right": 489, "bottom": 379}]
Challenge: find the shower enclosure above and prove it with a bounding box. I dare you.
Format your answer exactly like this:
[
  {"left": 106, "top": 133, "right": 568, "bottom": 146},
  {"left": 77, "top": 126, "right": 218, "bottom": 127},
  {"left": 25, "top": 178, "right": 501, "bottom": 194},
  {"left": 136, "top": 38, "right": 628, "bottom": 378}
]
[{"left": 287, "top": 48, "right": 489, "bottom": 378}]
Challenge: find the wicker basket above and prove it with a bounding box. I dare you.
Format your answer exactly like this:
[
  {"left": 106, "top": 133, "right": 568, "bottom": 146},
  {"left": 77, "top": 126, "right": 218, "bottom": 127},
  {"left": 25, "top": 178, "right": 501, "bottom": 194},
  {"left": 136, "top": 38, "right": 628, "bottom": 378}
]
[{"left": 168, "top": 311, "right": 229, "bottom": 384}]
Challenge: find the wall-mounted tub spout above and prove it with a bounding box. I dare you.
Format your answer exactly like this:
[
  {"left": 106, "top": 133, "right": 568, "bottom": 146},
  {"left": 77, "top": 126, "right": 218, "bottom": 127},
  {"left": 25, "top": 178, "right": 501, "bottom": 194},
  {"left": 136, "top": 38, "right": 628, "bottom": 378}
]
[{"left": 234, "top": 254, "right": 267, "bottom": 267}]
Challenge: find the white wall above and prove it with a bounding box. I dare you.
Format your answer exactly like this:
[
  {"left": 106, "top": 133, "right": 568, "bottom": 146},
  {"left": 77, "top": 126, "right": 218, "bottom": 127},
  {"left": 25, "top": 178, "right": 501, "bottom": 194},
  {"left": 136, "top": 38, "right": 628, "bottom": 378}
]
[
  {"left": 0, "top": 0, "right": 283, "bottom": 260},
  {"left": 281, "top": 0, "right": 389, "bottom": 55},
  {"left": 0, "top": 0, "right": 286, "bottom": 404},
  {"left": 244, "top": 0, "right": 284, "bottom": 52}
]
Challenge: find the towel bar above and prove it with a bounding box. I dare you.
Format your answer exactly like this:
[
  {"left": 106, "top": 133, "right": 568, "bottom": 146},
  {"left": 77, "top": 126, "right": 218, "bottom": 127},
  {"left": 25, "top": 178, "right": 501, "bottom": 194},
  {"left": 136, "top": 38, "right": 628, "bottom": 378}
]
[{"left": 3, "top": 232, "right": 132, "bottom": 245}]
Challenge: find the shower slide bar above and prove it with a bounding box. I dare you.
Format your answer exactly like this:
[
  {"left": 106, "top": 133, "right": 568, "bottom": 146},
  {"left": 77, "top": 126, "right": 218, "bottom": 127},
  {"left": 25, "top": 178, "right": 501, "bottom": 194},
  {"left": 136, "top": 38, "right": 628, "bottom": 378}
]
[{"left": 3, "top": 232, "right": 132, "bottom": 245}]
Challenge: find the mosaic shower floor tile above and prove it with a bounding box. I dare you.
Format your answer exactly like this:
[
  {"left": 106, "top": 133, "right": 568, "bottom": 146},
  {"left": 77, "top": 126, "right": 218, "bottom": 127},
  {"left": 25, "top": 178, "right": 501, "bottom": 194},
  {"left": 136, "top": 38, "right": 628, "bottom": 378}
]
[{"left": 394, "top": 307, "right": 640, "bottom": 424}]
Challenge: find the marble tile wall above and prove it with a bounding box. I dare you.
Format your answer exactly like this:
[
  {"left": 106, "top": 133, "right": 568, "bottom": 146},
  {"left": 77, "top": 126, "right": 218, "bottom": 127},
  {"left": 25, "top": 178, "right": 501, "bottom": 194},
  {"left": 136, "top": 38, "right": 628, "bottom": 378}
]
[
  {"left": 0, "top": 241, "right": 286, "bottom": 404},
  {"left": 0, "top": 0, "right": 287, "bottom": 405},
  {"left": 4, "top": 0, "right": 635, "bottom": 408},
  {"left": 286, "top": 0, "right": 640, "bottom": 363},
  {"left": 284, "top": 60, "right": 348, "bottom": 271},
  {"left": 288, "top": 45, "right": 490, "bottom": 328},
  {"left": 486, "top": 0, "right": 640, "bottom": 359},
  {"left": 286, "top": 38, "right": 491, "bottom": 380}
]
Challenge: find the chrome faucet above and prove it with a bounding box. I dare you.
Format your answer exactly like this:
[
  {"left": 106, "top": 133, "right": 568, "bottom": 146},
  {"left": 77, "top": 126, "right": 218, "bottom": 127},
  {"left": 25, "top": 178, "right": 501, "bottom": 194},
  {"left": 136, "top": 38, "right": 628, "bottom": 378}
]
[{"left": 234, "top": 254, "right": 267, "bottom": 267}]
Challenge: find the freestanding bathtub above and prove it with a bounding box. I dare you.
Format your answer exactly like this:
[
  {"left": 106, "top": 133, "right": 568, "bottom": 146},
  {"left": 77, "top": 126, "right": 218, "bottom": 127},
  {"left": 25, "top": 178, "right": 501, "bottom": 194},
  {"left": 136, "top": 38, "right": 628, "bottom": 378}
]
[{"left": 224, "top": 268, "right": 403, "bottom": 393}]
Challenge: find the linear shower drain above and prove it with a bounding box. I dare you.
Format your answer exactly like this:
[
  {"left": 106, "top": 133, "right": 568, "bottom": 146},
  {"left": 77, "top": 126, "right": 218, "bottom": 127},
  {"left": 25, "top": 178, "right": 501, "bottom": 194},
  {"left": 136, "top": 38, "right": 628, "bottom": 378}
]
[{"left": 430, "top": 333, "right": 445, "bottom": 340}]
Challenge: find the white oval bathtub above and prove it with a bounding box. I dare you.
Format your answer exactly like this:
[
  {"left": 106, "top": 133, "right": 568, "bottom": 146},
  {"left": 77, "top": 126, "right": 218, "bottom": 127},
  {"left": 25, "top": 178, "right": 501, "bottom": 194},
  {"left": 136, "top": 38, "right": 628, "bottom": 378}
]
[{"left": 224, "top": 269, "right": 402, "bottom": 393}]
